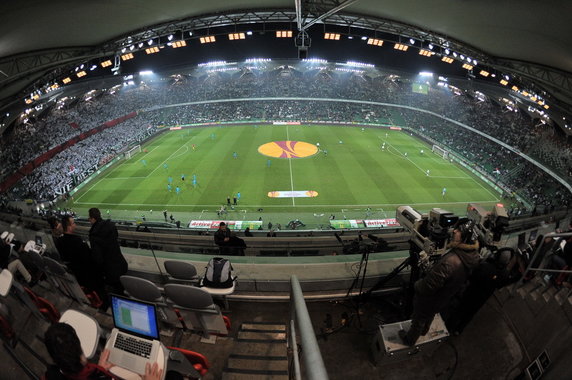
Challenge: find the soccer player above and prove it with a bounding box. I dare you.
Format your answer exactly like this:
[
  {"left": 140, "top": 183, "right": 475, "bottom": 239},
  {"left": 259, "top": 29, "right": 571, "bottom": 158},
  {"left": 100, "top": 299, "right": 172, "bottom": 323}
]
[
  {"left": 426, "top": 170, "right": 430, "bottom": 176},
  {"left": 442, "top": 187, "right": 447, "bottom": 197},
  {"left": 237, "top": 192, "right": 241, "bottom": 202},
  {"left": 404, "top": 152, "right": 408, "bottom": 157},
  {"left": 163, "top": 163, "right": 168, "bottom": 170},
  {"left": 167, "top": 183, "right": 172, "bottom": 192},
  {"left": 316, "top": 142, "right": 320, "bottom": 148},
  {"left": 176, "top": 186, "right": 181, "bottom": 195},
  {"left": 192, "top": 174, "right": 197, "bottom": 181},
  {"left": 168, "top": 176, "right": 173, "bottom": 184},
  {"left": 323, "top": 149, "right": 328, "bottom": 156},
  {"left": 381, "top": 143, "right": 386, "bottom": 150},
  {"left": 267, "top": 159, "right": 271, "bottom": 167},
  {"left": 192, "top": 177, "right": 197, "bottom": 187},
  {"left": 233, "top": 152, "right": 238, "bottom": 159},
  {"left": 192, "top": 144, "right": 196, "bottom": 151},
  {"left": 141, "top": 159, "right": 147, "bottom": 167},
  {"left": 181, "top": 174, "right": 185, "bottom": 181},
  {"left": 339, "top": 140, "right": 343, "bottom": 144},
  {"left": 420, "top": 149, "right": 424, "bottom": 154}
]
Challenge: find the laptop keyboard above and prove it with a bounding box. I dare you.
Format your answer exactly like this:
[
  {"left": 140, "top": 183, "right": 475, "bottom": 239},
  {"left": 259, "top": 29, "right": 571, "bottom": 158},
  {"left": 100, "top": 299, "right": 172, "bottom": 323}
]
[{"left": 114, "top": 333, "right": 152, "bottom": 358}]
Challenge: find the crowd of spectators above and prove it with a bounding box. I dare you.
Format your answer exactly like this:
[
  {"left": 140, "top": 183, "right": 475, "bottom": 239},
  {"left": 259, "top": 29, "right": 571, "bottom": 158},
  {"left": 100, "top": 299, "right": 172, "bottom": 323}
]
[{"left": 1, "top": 64, "right": 570, "bottom": 207}]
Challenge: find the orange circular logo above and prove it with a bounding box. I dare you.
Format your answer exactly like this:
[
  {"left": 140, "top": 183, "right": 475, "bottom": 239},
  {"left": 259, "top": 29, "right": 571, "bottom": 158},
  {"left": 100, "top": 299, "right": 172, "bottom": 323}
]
[{"left": 258, "top": 141, "right": 318, "bottom": 158}]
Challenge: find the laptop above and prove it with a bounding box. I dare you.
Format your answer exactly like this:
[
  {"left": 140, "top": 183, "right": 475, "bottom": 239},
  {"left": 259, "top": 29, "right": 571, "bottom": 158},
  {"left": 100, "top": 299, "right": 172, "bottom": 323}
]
[{"left": 106, "top": 295, "right": 162, "bottom": 375}]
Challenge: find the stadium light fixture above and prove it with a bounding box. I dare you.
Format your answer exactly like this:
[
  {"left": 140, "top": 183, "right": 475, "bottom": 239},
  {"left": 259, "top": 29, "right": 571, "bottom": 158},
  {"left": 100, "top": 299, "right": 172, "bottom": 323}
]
[
  {"left": 246, "top": 31, "right": 253, "bottom": 35},
  {"left": 145, "top": 46, "right": 160, "bottom": 54},
  {"left": 90, "top": 65, "right": 97, "bottom": 71},
  {"left": 462, "top": 63, "right": 473, "bottom": 70},
  {"left": 367, "top": 38, "right": 383, "bottom": 46},
  {"left": 521, "top": 91, "right": 529, "bottom": 96},
  {"left": 172, "top": 40, "right": 187, "bottom": 48},
  {"left": 473, "top": 59, "right": 478, "bottom": 65},
  {"left": 62, "top": 77, "right": 71, "bottom": 84},
  {"left": 444, "top": 48, "right": 450, "bottom": 55},
  {"left": 511, "top": 85, "right": 519, "bottom": 91},
  {"left": 139, "top": 70, "right": 153, "bottom": 75},
  {"left": 324, "top": 33, "right": 341, "bottom": 40},
  {"left": 228, "top": 33, "right": 246, "bottom": 40},
  {"left": 460, "top": 54, "right": 465, "bottom": 60},
  {"left": 200, "top": 36, "right": 216, "bottom": 44},
  {"left": 452, "top": 52, "right": 458, "bottom": 57},
  {"left": 347, "top": 36, "right": 353, "bottom": 39},
  {"left": 479, "top": 70, "right": 490, "bottom": 77},
  {"left": 147, "top": 39, "right": 154, "bottom": 46},
  {"left": 121, "top": 47, "right": 126, "bottom": 53},
  {"left": 441, "top": 56, "right": 454, "bottom": 64},
  {"left": 419, "top": 71, "right": 433, "bottom": 77},
  {"left": 499, "top": 79, "right": 508, "bottom": 86},
  {"left": 121, "top": 53, "right": 134, "bottom": 61},
  {"left": 544, "top": 104, "right": 549, "bottom": 109},
  {"left": 138, "top": 42, "right": 144, "bottom": 48},
  {"left": 25, "top": 98, "right": 33, "bottom": 104},
  {"left": 129, "top": 45, "right": 135, "bottom": 51},
  {"left": 394, "top": 43, "right": 408, "bottom": 51},
  {"left": 167, "top": 34, "right": 174, "bottom": 41},
  {"left": 419, "top": 49, "right": 435, "bottom": 57},
  {"left": 409, "top": 38, "right": 415, "bottom": 44},
  {"left": 76, "top": 71, "right": 86, "bottom": 78},
  {"left": 428, "top": 43, "right": 434, "bottom": 50},
  {"left": 276, "top": 31, "right": 293, "bottom": 38},
  {"left": 101, "top": 60, "right": 112, "bottom": 68},
  {"left": 188, "top": 31, "right": 193, "bottom": 36}
]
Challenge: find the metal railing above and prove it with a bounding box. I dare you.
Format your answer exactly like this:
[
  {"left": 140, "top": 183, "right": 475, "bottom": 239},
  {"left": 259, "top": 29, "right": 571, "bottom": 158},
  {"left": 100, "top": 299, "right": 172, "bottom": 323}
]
[
  {"left": 288, "top": 275, "right": 329, "bottom": 380},
  {"left": 519, "top": 232, "right": 572, "bottom": 284}
]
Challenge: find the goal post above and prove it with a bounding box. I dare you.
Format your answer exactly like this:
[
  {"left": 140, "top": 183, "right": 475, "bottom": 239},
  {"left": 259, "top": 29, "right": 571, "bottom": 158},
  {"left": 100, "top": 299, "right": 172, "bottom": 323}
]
[
  {"left": 125, "top": 144, "right": 142, "bottom": 159},
  {"left": 431, "top": 144, "right": 449, "bottom": 159}
]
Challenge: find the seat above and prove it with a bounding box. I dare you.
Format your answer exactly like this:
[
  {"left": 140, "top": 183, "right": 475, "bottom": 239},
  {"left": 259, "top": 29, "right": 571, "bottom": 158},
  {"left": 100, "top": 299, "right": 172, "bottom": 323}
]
[
  {"left": 164, "top": 283, "right": 229, "bottom": 343},
  {"left": 42, "top": 257, "right": 91, "bottom": 305},
  {"left": 59, "top": 309, "right": 101, "bottom": 359},
  {"left": 120, "top": 275, "right": 177, "bottom": 326},
  {"left": 164, "top": 261, "right": 200, "bottom": 284},
  {"left": 167, "top": 346, "right": 210, "bottom": 378},
  {"left": 0, "top": 269, "right": 13, "bottom": 297},
  {"left": 200, "top": 278, "right": 236, "bottom": 311}
]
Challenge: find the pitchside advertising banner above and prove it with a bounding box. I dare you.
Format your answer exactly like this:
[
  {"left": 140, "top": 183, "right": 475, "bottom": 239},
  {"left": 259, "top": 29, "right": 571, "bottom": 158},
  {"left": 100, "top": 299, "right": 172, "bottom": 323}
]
[
  {"left": 188, "top": 220, "right": 263, "bottom": 230},
  {"left": 330, "top": 218, "right": 401, "bottom": 229}
]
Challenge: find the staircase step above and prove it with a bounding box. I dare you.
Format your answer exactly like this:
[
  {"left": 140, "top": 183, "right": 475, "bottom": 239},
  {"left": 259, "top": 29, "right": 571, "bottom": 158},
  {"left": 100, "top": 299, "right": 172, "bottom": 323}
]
[
  {"left": 554, "top": 288, "right": 572, "bottom": 305},
  {"left": 233, "top": 341, "right": 288, "bottom": 357},
  {"left": 242, "top": 323, "right": 286, "bottom": 332},
  {"left": 541, "top": 286, "right": 560, "bottom": 302},
  {"left": 238, "top": 330, "right": 286, "bottom": 342},
  {"left": 222, "top": 370, "right": 289, "bottom": 380},
  {"left": 227, "top": 354, "right": 288, "bottom": 372}
]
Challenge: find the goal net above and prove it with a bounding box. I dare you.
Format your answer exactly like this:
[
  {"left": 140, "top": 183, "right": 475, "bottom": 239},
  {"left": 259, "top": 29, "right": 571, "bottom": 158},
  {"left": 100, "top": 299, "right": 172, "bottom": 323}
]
[
  {"left": 431, "top": 144, "right": 449, "bottom": 159},
  {"left": 125, "top": 145, "right": 142, "bottom": 159}
]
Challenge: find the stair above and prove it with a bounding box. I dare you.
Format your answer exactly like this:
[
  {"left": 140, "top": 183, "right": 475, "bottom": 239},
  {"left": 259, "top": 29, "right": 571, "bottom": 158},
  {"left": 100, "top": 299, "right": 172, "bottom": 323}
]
[{"left": 222, "top": 322, "right": 288, "bottom": 380}]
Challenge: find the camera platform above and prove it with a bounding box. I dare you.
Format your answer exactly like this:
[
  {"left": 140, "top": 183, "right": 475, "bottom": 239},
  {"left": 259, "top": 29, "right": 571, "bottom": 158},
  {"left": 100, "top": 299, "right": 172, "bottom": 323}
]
[{"left": 371, "top": 314, "right": 449, "bottom": 365}]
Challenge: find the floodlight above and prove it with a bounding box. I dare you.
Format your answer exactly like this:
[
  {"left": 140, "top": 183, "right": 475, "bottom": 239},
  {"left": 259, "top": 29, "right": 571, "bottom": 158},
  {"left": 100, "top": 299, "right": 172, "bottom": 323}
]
[
  {"left": 394, "top": 43, "right": 408, "bottom": 51},
  {"left": 473, "top": 59, "right": 478, "bottom": 65},
  {"left": 347, "top": 36, "right": 353, "bottom": 39},
  {"left": 511, "top": 85, "right": 519, "bottom": 91},
  {"left": 90, "top": 65, "right": 97, "bottom": 71},
  {"left": 499, "top": 79, "right": 508, "bottom": 86},
  {"left": 80, "top": 64, "right": 84, "bottom": 69},
  {"left": 188, "top": 31, "right": 193, "bottom": 36},
  {"left": 74, "top": 67, "right": 79, "bottom": 72},
  {"left": 76, "top": 71, "right": 86, "bottom": 78},
  {"left": 129, "top": 45, "right": 135, "bottom": 51},
  {"left": 138, "top": 42, "right": 144, "bottom": 48},
  {"left": 361, "top": 36, "right": 368, "bottom": 40},
  {"left": 522, "top": 91, "right": 529, "bottom": 96},
  {"left": 452, "top": 52, "right": 458, "bottom": 57},
  {"left": 419, "top": 49, "right": 434, "bottom": 57},
  {"left": 25, "top": 98, "right": 33, "bottom": 104},
  {"left": 200, "top": 36, "right": 216, "bottom": 43},
  {"left": 419, "top": 71, "right": 433, "bottom": 77},
  {"left": 444, "top": 48, "right": 450, "bottom": 55},
  {"left": 148, "top": 39, "right": 154, "bottom": 46},
  {"left": 228, "top": 33, "right": 246, "bottom": 40},
  {"left": 101, "top": 60, "right": 112, "bottom": 68},
  {"left": 479, "top": 70, "right": 490, "bottom": 77},
  {"left": 172, "top": 40, "right": 187, "bottom": 48},
  {"left": 121, "top": 47, "right": 126, "bottom": 53},
  {"left": 62, "top": 77, "right": 72, "bottom": 84},
  {"left": 460, "top": 55, "right": 465, "bottom": 60},
  {"left": 367, "top": 38, "right": 383, "bottom": 46},
  {"left": 409, "top": 38, "right": 415, "bottom": 44},
  {"left": 276, "top": 31, "right": 293, "bottom": 38},
  {"left": 441, "top": 56, "right": 454, "bottom": 64},
  {"left": 324, "top": 33, "right": 341, "bottom": 40},
  {"left": 145, "top": 46, "right": 160, "bottom": 54},
  {"left": 462, "top": 63, "right": 473, "bottom": 70},
  {"left": 168, "top": 35, "right": 174, "bottom": 41},
  {"left": 247, "top": 31, "right": 253, "bottom": 35},
  {"left": 139, "top": 70, "right": 153, "bottom": 75},
  {"left": 544, "top": 104, "right": 549, "bottom": 109},
  {"left": 530, "top": 96, "right": 537, "bottom": 102},
  {"left": 121, "top": 53, "right": 134, "bottom": 61}
]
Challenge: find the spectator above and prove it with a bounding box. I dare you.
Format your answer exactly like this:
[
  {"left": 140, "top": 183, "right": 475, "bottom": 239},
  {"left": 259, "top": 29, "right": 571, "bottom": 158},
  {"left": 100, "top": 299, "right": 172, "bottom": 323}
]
[
  {"left": 0, "top": 232, "right": 33, "bottom": 284},
  {"left": 56, "top": 216, "right": 107, "bottom": 309},
  {"left": 88, "top": 207, "right": 128, "bottom": 294}
]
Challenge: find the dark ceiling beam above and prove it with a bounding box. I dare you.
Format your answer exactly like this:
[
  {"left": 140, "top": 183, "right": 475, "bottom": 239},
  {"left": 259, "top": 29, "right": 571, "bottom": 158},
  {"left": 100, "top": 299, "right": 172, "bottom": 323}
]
[
  {"left": 295, "top": 0, "right": 303, "bottom": 30},
  {"left": 301, "top": 0, "right": 360, "bottom": 31}
]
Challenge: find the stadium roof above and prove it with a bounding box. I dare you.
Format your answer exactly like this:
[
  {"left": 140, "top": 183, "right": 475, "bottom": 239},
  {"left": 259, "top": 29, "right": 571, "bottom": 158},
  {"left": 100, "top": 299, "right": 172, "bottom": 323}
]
[{"left": 1, "top": 0, "right": 572, "bottom": 110}]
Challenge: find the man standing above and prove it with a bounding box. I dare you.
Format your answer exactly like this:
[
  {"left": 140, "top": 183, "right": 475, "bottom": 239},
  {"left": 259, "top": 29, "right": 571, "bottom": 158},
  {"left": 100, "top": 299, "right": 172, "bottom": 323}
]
[
  {"left": 227, "top": 195, "right": 231, "bottom": 206},
  {"left": 399, "top": 219, "right": 480, "bottom": 346},
  {"left": 214, "top": 222, "right": 231, "bottom": 254},
  {"left": 88, "top": 207, "right": 128, "bottom": 295},
  {"left": 56, "top": 216, "right": 107, "bottom": 308},
  {"left": 442, "top": 187, "right": 447, "bottom": 197}
]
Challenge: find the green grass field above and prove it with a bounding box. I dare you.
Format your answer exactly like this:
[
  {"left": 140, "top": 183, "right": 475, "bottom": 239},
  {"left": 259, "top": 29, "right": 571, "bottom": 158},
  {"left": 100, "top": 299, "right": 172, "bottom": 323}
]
[{"left": 64, "top": 124, "right": 501, "bottom": 225}]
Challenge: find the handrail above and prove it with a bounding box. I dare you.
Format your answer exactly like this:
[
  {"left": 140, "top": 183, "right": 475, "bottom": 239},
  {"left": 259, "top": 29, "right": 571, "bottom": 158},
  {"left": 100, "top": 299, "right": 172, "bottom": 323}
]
[
  {"left": 520, "top": 232, "right": 572, "bottom": 281},
  {"left": 289, "top": 275, "right": 329, "bottom": 380}
]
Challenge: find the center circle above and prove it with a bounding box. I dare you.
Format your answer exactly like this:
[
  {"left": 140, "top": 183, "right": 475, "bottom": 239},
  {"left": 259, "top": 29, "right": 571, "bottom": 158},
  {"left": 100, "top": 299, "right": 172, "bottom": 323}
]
[{"left": 258, "top": 141, "right": 319, "bottom": 158}]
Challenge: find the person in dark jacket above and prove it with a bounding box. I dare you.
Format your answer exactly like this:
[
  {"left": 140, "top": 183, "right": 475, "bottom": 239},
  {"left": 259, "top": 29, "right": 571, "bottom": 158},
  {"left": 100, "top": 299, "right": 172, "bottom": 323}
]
[
  {"left": 56, "top": 216, "right": 107, "bottom": 308},
  {"left": 88, "top": 208, "right": 128, "bottom": 294},
  {"left": 400, "top": 218, "right": 480, "bottom": 346},
  {"left": 44, "top": 323, "right": 163, "bottom": 380}
]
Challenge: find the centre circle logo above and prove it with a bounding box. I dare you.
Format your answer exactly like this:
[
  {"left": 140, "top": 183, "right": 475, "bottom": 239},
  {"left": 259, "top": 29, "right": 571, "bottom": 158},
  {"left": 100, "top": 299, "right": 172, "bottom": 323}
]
[{"left": 258, "top": 141, "right": 319, "bottom": 158}]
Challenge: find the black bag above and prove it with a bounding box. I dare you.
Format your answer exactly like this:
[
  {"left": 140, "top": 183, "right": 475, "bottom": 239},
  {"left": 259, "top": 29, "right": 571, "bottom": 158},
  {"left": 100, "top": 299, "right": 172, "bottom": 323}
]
[{"left": 203, "top": 257, "right": 234, "bottom": 288}]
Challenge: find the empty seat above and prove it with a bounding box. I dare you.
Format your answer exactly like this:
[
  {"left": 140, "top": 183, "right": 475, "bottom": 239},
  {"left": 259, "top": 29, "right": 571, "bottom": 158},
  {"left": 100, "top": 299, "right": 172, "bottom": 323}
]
[
  {"left": 43, "top": 257, "right": 91, "bottom": 305},
  {"left": 164, "top": 261, "right": 199, "bottom": 284},
  {"left": 120, "top": 275, "right": 176, "bottom": 325}
]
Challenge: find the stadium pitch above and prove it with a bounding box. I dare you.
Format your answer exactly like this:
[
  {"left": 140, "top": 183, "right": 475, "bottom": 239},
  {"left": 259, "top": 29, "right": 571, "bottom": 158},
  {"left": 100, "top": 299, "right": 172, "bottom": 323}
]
[{"left": 66, "top": 124, "right": 501, "bottom": 223}]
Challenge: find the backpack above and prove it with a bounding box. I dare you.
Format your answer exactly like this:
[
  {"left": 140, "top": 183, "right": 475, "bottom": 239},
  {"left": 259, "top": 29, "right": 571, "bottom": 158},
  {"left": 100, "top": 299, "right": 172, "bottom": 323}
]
[{"left": 203, "top": 257, "right": 234, "bottom": 288}]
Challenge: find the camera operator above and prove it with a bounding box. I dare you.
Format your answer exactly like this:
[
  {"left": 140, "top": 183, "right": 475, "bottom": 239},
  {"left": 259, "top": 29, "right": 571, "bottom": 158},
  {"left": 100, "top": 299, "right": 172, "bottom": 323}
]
[{"left": 399, "top": 218, "right": 480, "bottom": 346}]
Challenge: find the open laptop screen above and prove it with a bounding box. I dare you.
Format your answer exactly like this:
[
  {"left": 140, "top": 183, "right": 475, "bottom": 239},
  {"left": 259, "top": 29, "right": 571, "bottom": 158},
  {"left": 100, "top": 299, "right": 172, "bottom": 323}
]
[{"left": 111, "top": 295, "right": 160, "bottom": 340}]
